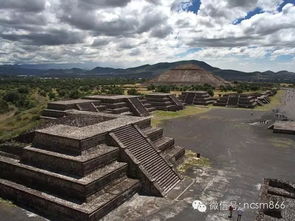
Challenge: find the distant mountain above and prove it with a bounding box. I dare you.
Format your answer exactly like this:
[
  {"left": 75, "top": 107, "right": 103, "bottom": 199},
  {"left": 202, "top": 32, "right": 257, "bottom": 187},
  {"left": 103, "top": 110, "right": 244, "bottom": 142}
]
[{"left": 0, "top": 60, "right": 294, "bottom": 82}]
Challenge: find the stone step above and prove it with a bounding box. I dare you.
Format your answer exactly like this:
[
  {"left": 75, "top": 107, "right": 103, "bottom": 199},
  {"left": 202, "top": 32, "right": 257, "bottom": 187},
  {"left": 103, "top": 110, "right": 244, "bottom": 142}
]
[
  {"left": 76, "top": 103, "right": 98, "bottom": 112},
  {"left": 143, "top": 127, "right": 164, "bottom": 141},
  {"left": 146, "top": 97, "right": 170, "bottom": 102},
  {"left": 164, "top": 146, "right": 185, "bottom": 165},
  {"left": 148, "top": 101, "right": 173, "bottom": 106},
  {"left": 168, "top": 95, "right": 184, "bottom": 108},
  {"left": 41, "top": 109, "right": 66, "bottom": 118},
  {"left": 40, "top": 116, "right": 57, "bottom": 121},
  {"left": 0, "top": 156, "right": 127, "bottom": 203},
  {"left": 106, "top": 102, "right": 128, "bottom": 109},
  {"left": 0, "top": 151, "right": 18, "bottom": 160},
  {"left": 143, "top": 103, "right": 152, "bottom": 108},
  {"left": 112, "top": 125, "right": 181, "bottom": 196},
  {"left": 0, "top": 142, "right": 24, "bottom": 158},
  {"left": 127, "top": 97, "right": 150, "bottom": 117},
  {"left": 21, "top": 144, "right": 119, "bottom": 177},
  {"left": 147, "top": 107, "right": 156, "bottom": 112},
  {"left": 96, "top": 104, "right": 107, "bottom": 111},
  {"left": 111, "top": 107, "right": 130, "bottom": 114},
  {"left": 0, "top": 177, "right": 140, "bottom": 221},
  {"left": 154, "top": 137, "right": 174, "bottom": 151},
  {"left": 120, "top": 111, "right": 133, "bottom": 116}
]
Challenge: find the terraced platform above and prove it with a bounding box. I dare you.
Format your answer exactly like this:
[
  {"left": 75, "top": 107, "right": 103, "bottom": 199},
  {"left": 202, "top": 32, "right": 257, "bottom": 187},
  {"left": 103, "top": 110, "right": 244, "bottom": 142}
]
[
  {"left": 143, "top": 93, "right": 184, "bottom": 112},
  {"left": 0, "top": 111, "right": 185, "bottom": 220},
  {"left": 42, "top": 95, "right": 149, "bottom": 120},
  {"left": 179, "top": 91, "right": 214, "bottom": 105}
]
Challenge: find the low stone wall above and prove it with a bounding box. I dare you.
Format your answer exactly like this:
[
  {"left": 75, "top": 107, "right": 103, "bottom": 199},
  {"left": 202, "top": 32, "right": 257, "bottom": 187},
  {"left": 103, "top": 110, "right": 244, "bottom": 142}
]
[
  {"left": 0, "top": 158, "right": 127, "bottom": 202},
  {"left": 21, "top": 146, "right": 119, "bottom": 177}
]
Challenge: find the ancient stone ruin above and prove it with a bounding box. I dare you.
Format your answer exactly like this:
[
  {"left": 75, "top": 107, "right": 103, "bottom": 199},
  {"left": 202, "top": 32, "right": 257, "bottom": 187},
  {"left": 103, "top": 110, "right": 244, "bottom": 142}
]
[
  {"left": 269, "top": 121, "right": 295, "bottom": 134},
  {"left": 214, "top": 93, "right": 257, "bottom": 108},
  {"left": 41, "top": 95, "right": 150, "bottom": 120},
  {"left": 0, "top": 110, "right": 184, "bottom": 221},
  {"left": 179, "top": 91, "right": 215, "bottom": 105},
  {"left": 256, "top": 178, "right": 295, "bottom": 220},
  {"left": 140, "top": 93, "right": 184, "bottom": 111}
]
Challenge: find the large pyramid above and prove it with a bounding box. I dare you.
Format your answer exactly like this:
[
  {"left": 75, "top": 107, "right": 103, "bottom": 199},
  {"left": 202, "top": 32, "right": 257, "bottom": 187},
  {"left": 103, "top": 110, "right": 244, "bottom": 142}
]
[{"left": 150, "top": 64, "right": 229, "bottom": 87}]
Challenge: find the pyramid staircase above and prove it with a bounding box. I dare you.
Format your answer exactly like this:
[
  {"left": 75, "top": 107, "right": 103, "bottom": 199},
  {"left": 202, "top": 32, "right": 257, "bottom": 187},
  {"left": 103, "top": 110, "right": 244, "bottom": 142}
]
[
  {"left": 144, "top": 94, "right": 184, "bottom": 112},
  {"left": 184, "top": 93, "right": 196, "bottom": 105},
  {"left": 227, "top": 95, "right": 239, "bottom": 107},
  {"left": 169, "top": 95, "right": 184, "bottom": 109},
  {"left": 139, "top": 97, "right": 156, "bottom": 112},
  {"left": 76, "top": 102, "right": 98, "bottom": 112},
  {"left": 85, "top": 95, "right": 149, "bottom": 117},
  {"left": 110, "top": 125, "right": 182, "bottom": 196},
  {"left": 181, "top": 91, "right": 214, "bottom": 105},
  {"left": 127, "top": 97, "right": 150, "bottom": 117}
]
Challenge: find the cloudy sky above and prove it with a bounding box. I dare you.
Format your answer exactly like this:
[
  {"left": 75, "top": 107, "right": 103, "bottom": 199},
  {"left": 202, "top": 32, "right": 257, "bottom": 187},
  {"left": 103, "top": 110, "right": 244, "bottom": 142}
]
[{"left": 0, "top": 0, "right": 294, "bottom": 72}]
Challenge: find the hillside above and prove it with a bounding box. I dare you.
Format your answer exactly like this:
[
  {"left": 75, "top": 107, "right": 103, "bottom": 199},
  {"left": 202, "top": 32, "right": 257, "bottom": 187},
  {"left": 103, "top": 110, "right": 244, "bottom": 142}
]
[
  {"left": 149, "top": 64, "right": 230, "bottom": 87},
  {"left": 0, "top": 60, "right": 294, "bottom": 82}
]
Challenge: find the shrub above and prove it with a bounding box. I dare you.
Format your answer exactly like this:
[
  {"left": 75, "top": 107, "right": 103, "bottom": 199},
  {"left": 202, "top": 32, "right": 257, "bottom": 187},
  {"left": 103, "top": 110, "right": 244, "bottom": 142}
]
[
  {"left": 127, "top": 88, "right": 140, "bottom": 95},
  {"left": 0, "top": 99, "right": 9, "bottom": 114},
  {"left": 3, "top": 91, "right": 21, "bottom": 103},
  {"left": 69, "top": 90, "right": 82, "bottom": 99},
  {"left": 207, "top": 89, "right": 214, "bottom": 97},
  {"left": 17, "top": 87, "right": 29, "bottom": 94}
]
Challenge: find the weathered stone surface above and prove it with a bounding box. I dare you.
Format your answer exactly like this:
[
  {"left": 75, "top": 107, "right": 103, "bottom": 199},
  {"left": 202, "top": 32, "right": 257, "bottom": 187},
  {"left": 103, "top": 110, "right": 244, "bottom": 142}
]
[
  {"left": 256, "top": 179, "right": 295, "bottom": 221},
  {"left": 0, "top": 109, "right": 185, "bottom": 220},
  {"left": 271, "top": 121, "right": 295, "bottom": 134}
]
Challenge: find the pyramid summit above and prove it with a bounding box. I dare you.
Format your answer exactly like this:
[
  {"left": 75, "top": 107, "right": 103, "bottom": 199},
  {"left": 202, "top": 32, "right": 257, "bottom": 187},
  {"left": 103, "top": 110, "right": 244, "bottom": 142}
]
[{"left": 150, "top": 64, "right": 230, "bottom": 87}]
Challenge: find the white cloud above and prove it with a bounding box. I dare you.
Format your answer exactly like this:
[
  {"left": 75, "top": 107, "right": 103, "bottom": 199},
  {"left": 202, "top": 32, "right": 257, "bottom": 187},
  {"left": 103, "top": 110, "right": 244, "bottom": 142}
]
[{"left": 0, "top": 0, "right": 294, "bottom": 72}]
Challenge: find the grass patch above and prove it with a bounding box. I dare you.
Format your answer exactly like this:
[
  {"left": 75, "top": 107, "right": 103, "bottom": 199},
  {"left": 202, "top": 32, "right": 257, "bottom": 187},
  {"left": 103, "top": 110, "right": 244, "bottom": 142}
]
[
  {"left": 0, "top": 197, "right": 15, "bottom": 207},
  {"left": 255, "top": 90, "right": 285, "bottom": 111},
  {"left": 151, "top": 106, "right": 211, "bottom": 127},
  {"left": 177, "top": 150, "right": 211, "bottom": 173},
  {"left": 269, "top": 137, "right": 295, "bottom": 148}
]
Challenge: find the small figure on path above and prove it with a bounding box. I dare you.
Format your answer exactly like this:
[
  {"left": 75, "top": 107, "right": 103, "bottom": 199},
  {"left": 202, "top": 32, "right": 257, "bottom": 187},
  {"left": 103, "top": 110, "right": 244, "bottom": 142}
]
[
  {"left": 228, "top": 205, "right": 234, "bottom": 218},
  {"left": 237, "top": 207, "right": 244, "bottom": 221}
]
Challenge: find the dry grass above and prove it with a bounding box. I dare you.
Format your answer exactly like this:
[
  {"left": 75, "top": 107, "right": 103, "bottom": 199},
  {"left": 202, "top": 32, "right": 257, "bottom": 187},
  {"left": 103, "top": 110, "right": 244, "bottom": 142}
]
[
  {"left": 0, "top": 197, "right": 15, "bottom": 207},
  {"left": 177, "top": 150, "right": 211, "bottom": 173},
  {"left": 151, "top": 106, "right": 211, "bottom": 127},
  {"left": 268, "top": 137, "right": 295, "bottom": 148}
]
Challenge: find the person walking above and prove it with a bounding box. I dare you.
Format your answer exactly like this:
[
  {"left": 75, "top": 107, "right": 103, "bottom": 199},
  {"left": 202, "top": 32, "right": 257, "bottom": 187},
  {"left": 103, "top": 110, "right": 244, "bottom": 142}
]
[
  {"left": 228, "top": 205, "right": 234, "bottom": 218},
  {"left": 237, "top": 207, "right": 243, "bottom": 221}
]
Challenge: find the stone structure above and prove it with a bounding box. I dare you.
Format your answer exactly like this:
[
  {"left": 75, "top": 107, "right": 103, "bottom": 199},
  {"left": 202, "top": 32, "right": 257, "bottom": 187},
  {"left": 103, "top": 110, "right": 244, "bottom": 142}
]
[
  {"left": 214, "top": 93, "right": 257, "bottom": 108},
  {"left": 0, "top": 111, "right": 184, "bottom": 221},
  {"left": 149, "top": 64, "right": 230, "bottom": 87},
  {"left": 41, "top": 95, "right": 149, "bottom": 120},
  {"left": 179, "top": 91, "right": 215, "bottom": 105},
  {"left": 269, "top": 121, "right": 295, "bottom": 134},
  {"left": 256, "top": 178, "right": 295, "bottom": 220},
  {"left": 140, "top": 93, "right": 184, "bottom": 112}
]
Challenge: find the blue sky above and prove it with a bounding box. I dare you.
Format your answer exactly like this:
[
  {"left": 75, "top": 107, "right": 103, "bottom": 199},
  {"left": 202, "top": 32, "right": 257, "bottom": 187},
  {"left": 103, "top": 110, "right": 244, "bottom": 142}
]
[{"left": 0, "top": 0, "right": 294, "bottom": 72}]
